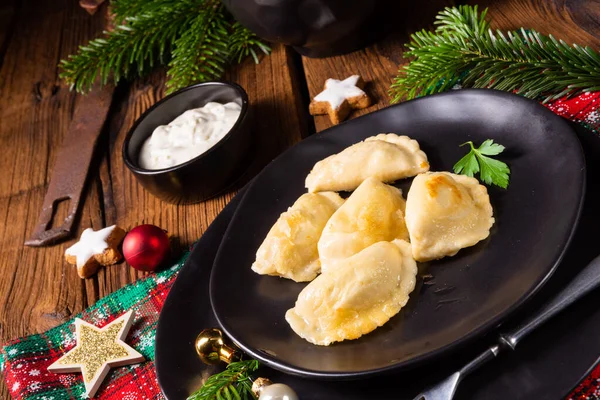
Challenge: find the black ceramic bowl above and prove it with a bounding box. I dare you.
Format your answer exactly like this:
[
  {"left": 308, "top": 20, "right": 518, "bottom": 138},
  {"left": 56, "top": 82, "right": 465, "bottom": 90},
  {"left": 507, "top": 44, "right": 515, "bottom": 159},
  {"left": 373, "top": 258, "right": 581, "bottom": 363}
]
[{"left": 122, "top": 82, "right": 252, "bottom": 204}]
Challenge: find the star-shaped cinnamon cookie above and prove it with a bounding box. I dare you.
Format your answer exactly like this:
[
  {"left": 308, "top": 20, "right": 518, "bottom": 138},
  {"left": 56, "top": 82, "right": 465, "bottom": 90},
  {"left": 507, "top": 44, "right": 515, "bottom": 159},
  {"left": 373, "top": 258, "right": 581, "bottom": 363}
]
[
  {"left": 309, "top": 75, "right": 371, "bottom": 125},
  {"left": 65, "top": 225, "right": 126, "bottom": 278}
]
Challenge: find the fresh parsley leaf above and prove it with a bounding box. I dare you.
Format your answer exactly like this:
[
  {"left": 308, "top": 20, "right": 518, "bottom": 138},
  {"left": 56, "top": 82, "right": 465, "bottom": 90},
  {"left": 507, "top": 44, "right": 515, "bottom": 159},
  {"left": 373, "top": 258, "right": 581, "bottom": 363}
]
[
  {"left": 453, "top": 140, "right": 510, "bottom": 189},
  {"left": 453, "top": 150, "right": 479, "bottom": 177},
  {"left": 477, "top": 153, "right": 510, "bottom": 188},
  {"left": 477, "top": 139, "right": 505, "bottom": 156}
]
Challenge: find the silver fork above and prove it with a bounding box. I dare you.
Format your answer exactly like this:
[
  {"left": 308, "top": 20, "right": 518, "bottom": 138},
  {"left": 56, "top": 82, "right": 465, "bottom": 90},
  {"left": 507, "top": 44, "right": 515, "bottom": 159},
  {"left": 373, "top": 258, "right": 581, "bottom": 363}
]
[{"left": 413, "top": 252, "right": 600, "bottom": 400}]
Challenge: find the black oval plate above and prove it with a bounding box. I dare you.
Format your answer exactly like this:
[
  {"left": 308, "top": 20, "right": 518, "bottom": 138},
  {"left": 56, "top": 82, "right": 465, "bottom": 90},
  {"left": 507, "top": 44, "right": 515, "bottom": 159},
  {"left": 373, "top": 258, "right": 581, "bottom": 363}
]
[
  {"left": 155, "top": 122, "right": 600, "bottom": 399},
  {"left": 209, "top": 89, "right": 585, "bottom": 378}
]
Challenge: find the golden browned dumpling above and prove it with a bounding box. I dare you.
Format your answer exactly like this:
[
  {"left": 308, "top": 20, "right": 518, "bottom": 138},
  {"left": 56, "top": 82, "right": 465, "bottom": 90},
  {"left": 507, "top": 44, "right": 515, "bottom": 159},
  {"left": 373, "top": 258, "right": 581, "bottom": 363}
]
[
  {"left": 318, "top": 177, "right": 409, "bottom": 272},
  {"left": 285, "top": 240, "right": 417, "bottom": 346},
  {"left": 305, "top": 133, "right": 429, "bottom": 193},
  {"left": 405, "top": 172, "right": 494, "bottom": 262},
  {"left": 251, "top": 192, "right": 344, "bottom": 282}
]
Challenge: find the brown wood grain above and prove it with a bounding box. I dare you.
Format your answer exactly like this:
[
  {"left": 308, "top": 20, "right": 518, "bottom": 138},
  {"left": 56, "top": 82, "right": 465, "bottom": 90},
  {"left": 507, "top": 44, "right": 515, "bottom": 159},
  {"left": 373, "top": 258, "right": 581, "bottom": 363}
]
[
  {"left": 0, "top": 2, "right": 104, "bottom": 398},
  {"left": 302, "top": 0, "right": 600, "bottom": 132},
  {"left": 479, "top": 0, "right": 600, "bottom": 47}
]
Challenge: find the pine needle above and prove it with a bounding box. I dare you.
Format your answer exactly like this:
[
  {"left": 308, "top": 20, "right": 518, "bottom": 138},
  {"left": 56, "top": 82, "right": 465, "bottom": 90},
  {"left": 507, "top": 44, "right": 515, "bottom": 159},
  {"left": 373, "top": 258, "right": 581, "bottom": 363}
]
[
  {"left": 111, "top": 0, "right": 183, "bottom": 24},
  {"left": 166, "top": 0, "right": 230, "bottom": 93},
  {"left": 228, "top": 22, "right": 271, "bottom": 65},
  {"left": 389, "top": 5, "right": 600, "bottom": 104},
  {"left": 59, "top": 0, "right": 270, "bottom": 94},
  {"left": 187, "top": 359, "right": 259, "bottom": 400}
]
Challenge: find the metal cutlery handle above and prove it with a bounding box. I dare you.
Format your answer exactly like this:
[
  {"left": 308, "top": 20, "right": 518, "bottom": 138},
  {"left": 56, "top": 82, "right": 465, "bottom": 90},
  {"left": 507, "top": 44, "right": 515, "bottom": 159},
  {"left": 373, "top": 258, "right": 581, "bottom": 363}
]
[
  {"left": 412, "top": 254, "right": 600, "bottom": 400},
  {"left": 500, "top": 253, "right": 600, "bottom": 349}
]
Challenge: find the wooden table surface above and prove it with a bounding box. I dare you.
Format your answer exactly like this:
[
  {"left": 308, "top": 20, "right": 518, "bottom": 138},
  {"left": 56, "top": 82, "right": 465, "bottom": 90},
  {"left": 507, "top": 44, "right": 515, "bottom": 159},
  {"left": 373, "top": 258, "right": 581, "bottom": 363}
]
[{"left": 1, "top": 0, "right": 600, "bottom": 397}]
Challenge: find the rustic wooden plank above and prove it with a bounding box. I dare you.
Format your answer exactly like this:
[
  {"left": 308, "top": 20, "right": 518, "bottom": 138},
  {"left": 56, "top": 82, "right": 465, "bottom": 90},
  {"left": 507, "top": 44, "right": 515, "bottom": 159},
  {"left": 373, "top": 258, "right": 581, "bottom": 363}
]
[
  {"left": 478, "top": 0, "right": 600, "bottom": 47},
  {"left": 0, "top": 0, "right": 106, "bottom": 398},
  {"left": 0, "top": 0, "right": 105, "bottom": 328},
  {"left": 302, "top": 0, "right": 600, "bottom": 132}
]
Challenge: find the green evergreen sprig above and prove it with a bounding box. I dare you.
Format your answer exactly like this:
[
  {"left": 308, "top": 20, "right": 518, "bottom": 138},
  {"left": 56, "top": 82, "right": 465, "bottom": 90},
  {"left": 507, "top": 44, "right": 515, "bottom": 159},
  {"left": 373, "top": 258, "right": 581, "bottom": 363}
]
[
  {"left": 187, "top": 359, "right": 260, "bottom": 400},
  {"left": 60, "top": 0, "right": 270, "bottom": 94},
  {"left": 228, "top": 22, "right": 272, "bottom": 64},
  {"left": 110, "top": 0, "right": 180, "bottom": 23},
  {"left": 389, "top": 5, "right": 600, "bottom": 103},
  {"left": 166, "top": 0, "right": 230, "bottom": 91}
]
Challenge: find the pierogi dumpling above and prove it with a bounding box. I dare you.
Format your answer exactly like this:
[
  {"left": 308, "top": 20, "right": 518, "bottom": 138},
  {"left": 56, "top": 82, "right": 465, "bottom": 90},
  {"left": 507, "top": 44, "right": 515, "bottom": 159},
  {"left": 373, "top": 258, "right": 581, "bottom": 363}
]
[
  {"left": 305, "top": 133, "right": 429, "bottom": 193},
  {"left": 405, "top": 172, "right": 494, "bottom": 262},
  {"left": 318, "top": 177, "right": 409, "bottom": 272},
  {"left": 251, "top": 192, "right": 344, "bottom": 282},
  {"left": 285, "top": 240, "right": 417, "bottom": 346}
]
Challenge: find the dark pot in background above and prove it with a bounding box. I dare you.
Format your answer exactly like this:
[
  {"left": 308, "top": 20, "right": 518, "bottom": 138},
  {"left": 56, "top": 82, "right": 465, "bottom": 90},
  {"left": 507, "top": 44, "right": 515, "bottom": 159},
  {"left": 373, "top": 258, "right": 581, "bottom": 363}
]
[{"left": 222, "top": 0, "right": 385, "bottom": 57}]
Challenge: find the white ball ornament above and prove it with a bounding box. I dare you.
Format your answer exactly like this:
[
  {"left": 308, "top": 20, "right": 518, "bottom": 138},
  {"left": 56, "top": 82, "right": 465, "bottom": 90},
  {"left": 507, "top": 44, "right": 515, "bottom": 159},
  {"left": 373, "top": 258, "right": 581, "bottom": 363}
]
[{"left": 258, "top": 383, "right": 299, "bottom": 400}]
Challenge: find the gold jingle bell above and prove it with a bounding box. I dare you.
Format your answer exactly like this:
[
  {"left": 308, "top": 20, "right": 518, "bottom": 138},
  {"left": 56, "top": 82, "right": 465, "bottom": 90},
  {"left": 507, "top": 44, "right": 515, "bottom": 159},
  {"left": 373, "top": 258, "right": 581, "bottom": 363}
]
[{"left": 195, "top": 328, "right": 239, "bottom": 365}]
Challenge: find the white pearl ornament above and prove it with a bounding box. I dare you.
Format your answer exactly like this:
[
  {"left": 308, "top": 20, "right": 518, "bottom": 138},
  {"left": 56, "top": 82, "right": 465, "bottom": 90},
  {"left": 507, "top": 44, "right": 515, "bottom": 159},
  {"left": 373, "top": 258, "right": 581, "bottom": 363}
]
[{"left": 258, "top": 383, "right": 299, "bottom": 400}]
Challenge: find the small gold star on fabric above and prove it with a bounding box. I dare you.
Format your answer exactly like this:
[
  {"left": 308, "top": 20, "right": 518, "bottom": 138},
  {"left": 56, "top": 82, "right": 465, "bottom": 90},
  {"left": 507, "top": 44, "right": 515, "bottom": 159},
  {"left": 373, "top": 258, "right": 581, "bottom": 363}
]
[{"left": 47, "top": 310, "right": 144, "bottom": 398}]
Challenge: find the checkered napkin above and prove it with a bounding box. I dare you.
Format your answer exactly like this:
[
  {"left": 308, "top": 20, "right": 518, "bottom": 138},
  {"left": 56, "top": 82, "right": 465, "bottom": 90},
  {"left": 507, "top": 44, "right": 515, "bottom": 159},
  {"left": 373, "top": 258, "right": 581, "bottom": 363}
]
[{"left": 0, "top": 251, "right": 187, "bottom": 399}]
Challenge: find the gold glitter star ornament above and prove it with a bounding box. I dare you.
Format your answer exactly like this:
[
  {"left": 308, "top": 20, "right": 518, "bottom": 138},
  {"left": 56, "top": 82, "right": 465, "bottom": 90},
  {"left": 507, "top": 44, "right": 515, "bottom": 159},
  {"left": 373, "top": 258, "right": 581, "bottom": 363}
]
[{"left": 47, "top": 310, "right": 144, "bottom": 397}]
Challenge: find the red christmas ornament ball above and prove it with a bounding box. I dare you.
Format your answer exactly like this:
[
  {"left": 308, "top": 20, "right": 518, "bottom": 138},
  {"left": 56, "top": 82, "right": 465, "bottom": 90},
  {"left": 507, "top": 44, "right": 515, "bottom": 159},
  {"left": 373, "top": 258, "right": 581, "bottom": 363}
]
[{"left": 123, "top": 224, "right": 170, "bottom": 272}]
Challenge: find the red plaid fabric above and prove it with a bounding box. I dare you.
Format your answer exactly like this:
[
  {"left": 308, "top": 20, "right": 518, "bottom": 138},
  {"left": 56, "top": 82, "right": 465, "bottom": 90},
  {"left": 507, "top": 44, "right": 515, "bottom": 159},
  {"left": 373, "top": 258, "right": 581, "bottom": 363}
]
[{"left": 0, "top": 256, "right": 183, "bottom": 399}]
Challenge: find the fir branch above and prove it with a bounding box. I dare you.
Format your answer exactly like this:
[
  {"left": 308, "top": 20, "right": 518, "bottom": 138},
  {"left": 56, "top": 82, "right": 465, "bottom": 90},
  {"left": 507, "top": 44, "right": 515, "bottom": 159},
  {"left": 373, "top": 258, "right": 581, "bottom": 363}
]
[
  {"left": 165, "top": 0, "right": 229, "bottom": 93},
  {"left": 111, "top": 0, "right": 191, "bottom": 24},
  {"left": 59, "top": 0, "right": 271, "bottom": 94},
  {"left": 60, "top": 1, "right": 198, "bottom": 93},
  {"left": 228, "top": 22, "right": 271, "bottom": 64},
  {"left": 187, "top": 359, "right": 260, "bottom": 400},
  {"left": 389, "top": 5, "right": 600, "bottom": 104}
]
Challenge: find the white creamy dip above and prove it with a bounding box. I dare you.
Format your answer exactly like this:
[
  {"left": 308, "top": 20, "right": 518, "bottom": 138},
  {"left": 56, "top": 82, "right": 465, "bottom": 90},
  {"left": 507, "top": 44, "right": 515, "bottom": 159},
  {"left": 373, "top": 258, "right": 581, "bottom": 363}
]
[{"left": 138, "top": 101, "right": 242, "bottom": 170}]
